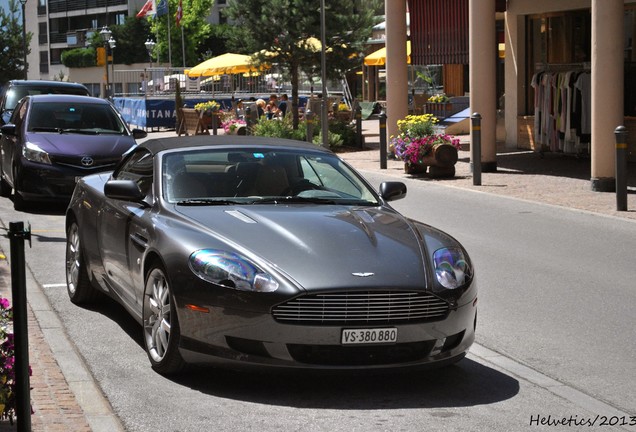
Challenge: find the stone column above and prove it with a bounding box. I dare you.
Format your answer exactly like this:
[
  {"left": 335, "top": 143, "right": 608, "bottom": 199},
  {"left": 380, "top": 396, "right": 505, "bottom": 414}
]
[
  {"left": 385, "top": 0, "right": 408, "bottom": 140},
  {"left": 469, "top": 0, "right": 497, "bottom": 171},
  {"left": 591, "top": 0, "right": 624, "bottom": 191}
]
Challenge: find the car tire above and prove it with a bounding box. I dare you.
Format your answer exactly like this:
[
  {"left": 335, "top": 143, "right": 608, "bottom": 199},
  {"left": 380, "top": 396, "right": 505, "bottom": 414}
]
[
  {"left": 0, "top": 167, "right": 11, "bottom": 198},
  {"left": 11, "top": 165, "right": 27, "bottom": 210},
  {"left": 65, "top": 221, "right": 100, "bottom": 304},
  {"left": 143, "top": 265, "right": 186, "bottom": 375}
]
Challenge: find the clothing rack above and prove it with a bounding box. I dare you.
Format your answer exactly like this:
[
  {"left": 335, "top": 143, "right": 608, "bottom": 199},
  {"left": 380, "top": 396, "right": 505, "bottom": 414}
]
[
  {"left": 531, "top": 66, "right": 591, "bottom": 156},
  {"left": 535, "top": 62, "right": 591, "bottom": 73}
]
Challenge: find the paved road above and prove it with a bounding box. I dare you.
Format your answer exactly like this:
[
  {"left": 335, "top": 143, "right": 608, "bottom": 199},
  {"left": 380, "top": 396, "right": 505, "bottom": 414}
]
[{"left": 0, "top": 168, "right": 635, "bottom": 431}]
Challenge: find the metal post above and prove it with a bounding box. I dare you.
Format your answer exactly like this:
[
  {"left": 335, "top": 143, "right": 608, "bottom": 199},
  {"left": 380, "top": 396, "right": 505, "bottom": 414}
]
[
  {"left": 355, "top": 105, "right": 362, "bottom": 148},
  {"left": 320, "top": 0, "right": 329, "bottom": 149},
  {"left": 8, "top": 221, "right": 31, "bottom": 432},
  {"left": 471, "top": 113, "right": 482, "bottom": 186},
  {"left": 379, "top": 111, "right": 387, "bottom": 169},
  {"left": 305, "top": 109, "right": 314, "bottom": 143},
  {"left": 615, "top": 126, "right": 628, "bottom": 211},
  {"left": 211, "top": 112, "right": 218, "bottom": 136},
  {"left": 245, "top": 106, "right": 252, "bottom": 136},
  {"left": 20, "top": 0, "right": 27, "bottom": 80}
]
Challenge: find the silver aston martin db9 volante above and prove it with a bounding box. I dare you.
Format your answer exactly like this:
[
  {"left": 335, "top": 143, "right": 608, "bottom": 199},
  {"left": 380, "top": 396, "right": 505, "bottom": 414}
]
[{"left": 65, "top": 135, "right": 477, "bottom": 374}]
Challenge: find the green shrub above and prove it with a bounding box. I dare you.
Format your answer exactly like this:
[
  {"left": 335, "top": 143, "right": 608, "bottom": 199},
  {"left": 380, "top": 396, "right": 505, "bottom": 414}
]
[
  {"left": 328, "top": 120, "right": 356, "bottom": 147},
  {"left": 61, "top": 48, "right": 97, "bottom": 68},
  {"left": 251, "top": 116, "right": 307, "bottom": 141}
]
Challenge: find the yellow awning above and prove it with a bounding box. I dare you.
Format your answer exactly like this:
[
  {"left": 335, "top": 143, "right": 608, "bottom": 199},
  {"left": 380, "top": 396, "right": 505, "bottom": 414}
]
[
  {"left": 364, "top": 41, "right": 411, "bottom": 66},
  {"left": 186, "top": 53, "right": 269, "bottom": 77}
]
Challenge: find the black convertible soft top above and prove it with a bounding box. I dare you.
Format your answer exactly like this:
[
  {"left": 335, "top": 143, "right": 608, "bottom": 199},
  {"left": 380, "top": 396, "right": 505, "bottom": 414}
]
[{"left": 140, "top": 135, "right": 333, "bottom": 156}]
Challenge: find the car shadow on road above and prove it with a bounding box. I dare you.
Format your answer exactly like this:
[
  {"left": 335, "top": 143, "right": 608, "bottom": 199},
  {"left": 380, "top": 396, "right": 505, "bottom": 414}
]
[{"left": 171, "top": 355, "right": 519, "bottom": 409}]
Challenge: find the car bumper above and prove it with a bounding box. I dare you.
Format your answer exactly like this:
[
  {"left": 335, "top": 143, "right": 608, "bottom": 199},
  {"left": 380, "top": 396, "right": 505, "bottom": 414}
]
[
  {"left": 17, "top": 159, "right": 87, "bottom": 201},
  {"left": 176, "top": 292, "right": 477, "bottom": 371}
]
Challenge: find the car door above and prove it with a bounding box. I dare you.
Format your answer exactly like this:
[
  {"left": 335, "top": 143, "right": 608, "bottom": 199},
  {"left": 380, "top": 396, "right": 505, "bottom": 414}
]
[
  {"left": 0, "top": 98, "right": 28, "bottom": 187},
  {"left": 98, "top": 149, "right": 154, "bottom": 313}
]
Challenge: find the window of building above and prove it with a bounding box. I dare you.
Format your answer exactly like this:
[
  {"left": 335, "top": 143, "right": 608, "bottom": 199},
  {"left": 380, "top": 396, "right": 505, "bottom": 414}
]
[{"left": 38, "top": 22, "right": 48, "bottom": 44}]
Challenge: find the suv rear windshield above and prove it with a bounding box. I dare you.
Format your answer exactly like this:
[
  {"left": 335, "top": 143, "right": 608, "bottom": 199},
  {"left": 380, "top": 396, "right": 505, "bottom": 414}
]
[{"left": 4, "top": 85, "right": 90, "bottom": 112}]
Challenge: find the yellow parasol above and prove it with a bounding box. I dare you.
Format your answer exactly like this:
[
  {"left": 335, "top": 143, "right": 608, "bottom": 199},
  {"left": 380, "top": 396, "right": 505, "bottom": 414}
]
[
  {"left": 364, "top": 41, "right": 411, "bottom": 66},
  {"left": 186, "top": 53, "right": 268, "bottom": 77}
]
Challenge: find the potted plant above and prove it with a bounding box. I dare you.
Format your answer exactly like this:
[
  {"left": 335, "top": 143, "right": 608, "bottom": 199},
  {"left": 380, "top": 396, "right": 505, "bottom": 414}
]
[
  {"left": 425, "top": 93, "right": 453, "bottom": 119},
  {"left": 194, "top": 101, "right": 221, "bottom": 128},
  {"left": 390, "top": 114, "right": 461, "bottom": 176},
  {"left": 221, "top": 117, "right": 247, "bottom": 135}
]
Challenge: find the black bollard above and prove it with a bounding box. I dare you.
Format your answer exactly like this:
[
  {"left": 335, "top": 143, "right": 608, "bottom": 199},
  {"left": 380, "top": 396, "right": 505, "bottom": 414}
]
[
  {"left": 8, "top": 221, "right": 31, "bottom": 432},
  {"left": 379, "top": 111, "right": 387, "bottom": 169},
  {"left": 471, "top": 113, "right": 482, "bottom": 186},
  {"left": 211, "top": 111, "right": 218, "bottom": 136},
  {"left": 305, "top": 109, "right": 315, "bottom": 143},
  {"left": 355, "top": 105, "right": 363, "bottom": 148},
  {"left": 615, "top": 126, "right": 629, "bottom": 211}
]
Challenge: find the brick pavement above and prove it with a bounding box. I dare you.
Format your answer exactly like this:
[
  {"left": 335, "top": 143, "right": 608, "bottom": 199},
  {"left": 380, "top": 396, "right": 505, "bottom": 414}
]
[
  {"left": 0, "top": 119, "right": 634, "bottom": 431},
  {"left": 0, "top": 253, "right": 91, "bottom": 432}
]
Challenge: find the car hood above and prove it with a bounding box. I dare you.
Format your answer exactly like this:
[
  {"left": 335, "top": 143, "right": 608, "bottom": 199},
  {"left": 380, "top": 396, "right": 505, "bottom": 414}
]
[
  {"left": 175, "top": 205, "right": 429, "bottom": 291},
  {"left": 26, "top": 132, "right": 135, "bottom": 156}
]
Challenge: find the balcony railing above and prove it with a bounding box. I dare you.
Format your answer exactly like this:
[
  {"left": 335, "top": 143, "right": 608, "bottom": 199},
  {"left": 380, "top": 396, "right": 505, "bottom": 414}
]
[{"left": 48, "top": 0, "right": 126, "bottom": 13}]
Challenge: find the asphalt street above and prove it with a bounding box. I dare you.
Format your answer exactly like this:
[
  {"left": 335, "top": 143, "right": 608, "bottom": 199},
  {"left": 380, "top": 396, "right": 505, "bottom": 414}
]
[{"left": 0, "top": 168, "right": 635, "bottom": 431}]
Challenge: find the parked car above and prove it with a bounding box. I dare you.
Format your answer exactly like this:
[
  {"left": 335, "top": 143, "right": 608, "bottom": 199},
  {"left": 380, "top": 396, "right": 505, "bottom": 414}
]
[
  {"left": 1, "top": 79, "right": 91, "bottom": 126},
  {"left": 0, "top": 94, "right": 147, "bottom": 207},
  {"left": 65, "top": 135, "right": 477, "bottom": 375}
]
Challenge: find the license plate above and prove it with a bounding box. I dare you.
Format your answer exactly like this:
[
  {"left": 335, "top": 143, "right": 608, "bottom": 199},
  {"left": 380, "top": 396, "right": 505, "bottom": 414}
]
[{"left": 341, "top": 328, "right": 397, "bottom": 345}]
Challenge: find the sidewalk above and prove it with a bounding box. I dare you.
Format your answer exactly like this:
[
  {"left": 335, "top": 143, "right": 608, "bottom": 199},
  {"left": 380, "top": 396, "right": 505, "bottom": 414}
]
[{"left": 0, "top": 119, "right": 634, "bottom": 430}]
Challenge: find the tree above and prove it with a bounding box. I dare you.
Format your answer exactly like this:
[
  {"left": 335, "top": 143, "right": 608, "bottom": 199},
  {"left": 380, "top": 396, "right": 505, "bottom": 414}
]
[
  {"left": 224, "top": 0, "right": 381, "bottom": 128},
  {"left": 144, "top": 0, "right": 215, "bottom": 68},
  {"left": 0, "top": 0, "right": 32, "bottom": 81}
]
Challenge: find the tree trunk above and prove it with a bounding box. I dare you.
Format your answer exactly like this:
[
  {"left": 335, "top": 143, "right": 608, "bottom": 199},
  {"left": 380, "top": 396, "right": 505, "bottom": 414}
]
[{"left": 291, "top": 63, "right": 300, "bottom": 130}]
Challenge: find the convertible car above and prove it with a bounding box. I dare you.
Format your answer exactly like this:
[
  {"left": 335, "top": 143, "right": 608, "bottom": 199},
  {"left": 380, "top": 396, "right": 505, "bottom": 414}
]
[{"left": 65, "top": 135, "right": 477, "bottom": 374}]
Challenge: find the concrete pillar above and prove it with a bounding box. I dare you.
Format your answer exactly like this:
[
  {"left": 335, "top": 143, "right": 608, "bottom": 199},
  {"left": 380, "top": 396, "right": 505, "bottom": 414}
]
[
  {"left": 504, "top": 12, "right": 525, "bottom": 150},
  {"left": 469, "top": 0, "right": 497, "bottom": 171},
  {"left": 591, "top": 0, "right": 624, "bottom": 191},
  {"left": 385, "top": 0, "right": 409, "bottom": 139}
]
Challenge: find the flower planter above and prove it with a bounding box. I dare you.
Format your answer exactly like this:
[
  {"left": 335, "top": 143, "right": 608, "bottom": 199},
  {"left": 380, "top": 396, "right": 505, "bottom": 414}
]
[
  {"left": 425, "top": 102, "right": 454, "bottom": 120},
  {"left": 404, "top": 162, "right": 427, "bottom": 175},
  {"left": 402, "top": 144, "right": 459, "bottom": 176}
]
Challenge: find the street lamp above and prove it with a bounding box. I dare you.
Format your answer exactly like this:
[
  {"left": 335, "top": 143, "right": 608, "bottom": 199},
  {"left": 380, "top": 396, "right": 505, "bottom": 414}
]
[
  {"left": 108, "top": 36, "right": 116, "bottom": 96},
  {"left": 144, "top": 39, "right": 156, "bottom": 94},
  {"left": 19, "top": 0, "right": 27, "bottom": 80},
  {"left": 320, "top": 0, "right": 328, "bottom": 148},
  {"left": 99, "top": 26, "right": 112, "bottom": 98}
]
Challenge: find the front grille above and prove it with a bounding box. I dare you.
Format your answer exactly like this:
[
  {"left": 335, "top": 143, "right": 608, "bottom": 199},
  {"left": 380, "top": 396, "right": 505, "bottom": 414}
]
[
  {"left": 272, "top": 291, "right": 449, "bottom": 325},
  {"left": 287, "top": 341, "right": 436, "bottom": 365},
  {"left": 52, "top": 154, "right": 120, "bottom": 170}
]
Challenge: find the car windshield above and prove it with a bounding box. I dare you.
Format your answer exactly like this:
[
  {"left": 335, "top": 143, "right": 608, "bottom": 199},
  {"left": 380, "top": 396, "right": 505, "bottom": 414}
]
[
  {"left": 162, "top": 148, "right": 379, "bottom": 206},
  {"left": 27, "top": 101, "right": 126, "bottom": 134}
]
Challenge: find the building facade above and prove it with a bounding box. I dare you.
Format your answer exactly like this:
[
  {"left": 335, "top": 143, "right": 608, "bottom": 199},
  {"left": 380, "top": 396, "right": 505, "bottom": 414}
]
[
  {"left": 23, "top": 0, "right": 228, "bottom": 85},
  {"left": 384, "top": 0, "right": 636, "bottom": 190}
]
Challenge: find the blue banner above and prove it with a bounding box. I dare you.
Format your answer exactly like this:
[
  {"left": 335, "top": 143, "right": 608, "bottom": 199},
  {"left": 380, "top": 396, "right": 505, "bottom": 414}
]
[{"left": 113, "top": 96, "right": 310, "bottom": 130}]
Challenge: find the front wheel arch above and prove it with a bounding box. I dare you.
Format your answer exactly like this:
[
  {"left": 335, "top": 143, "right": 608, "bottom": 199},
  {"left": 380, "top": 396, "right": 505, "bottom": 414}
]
[{"left": 142, "top": 262, "right": 186, "bottom": 374}]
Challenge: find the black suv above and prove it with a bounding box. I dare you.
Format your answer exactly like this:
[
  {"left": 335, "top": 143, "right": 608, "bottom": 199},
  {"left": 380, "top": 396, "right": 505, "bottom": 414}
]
[{"left": 1, "top": 80, "right": 91, "bottom": 125}]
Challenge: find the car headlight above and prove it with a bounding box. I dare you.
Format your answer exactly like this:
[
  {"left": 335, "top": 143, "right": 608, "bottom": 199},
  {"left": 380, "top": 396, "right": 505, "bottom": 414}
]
[
  {"left": 189, "top": 249, "right": 279, "bottom": 292},
  {"left": 433, "top": 247, "right": 472, "bottom": 289},
  {"left": 23, "top": 142, "right": 51, "bottom": 165}
]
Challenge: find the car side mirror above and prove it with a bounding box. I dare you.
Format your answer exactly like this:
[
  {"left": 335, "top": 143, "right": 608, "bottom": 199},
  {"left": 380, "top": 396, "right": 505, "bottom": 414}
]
[
  {"left": 379, "top": 181, "right": 407, "bottom": 202},
  {"left": 104, "top": 179, "right": 146, "bottom": 202},
  {"left": 132, "top": 128, "right": 148, "bottom": 140},
  {"left": 0, "top": 124, "right": 17, "bottom": 136}
]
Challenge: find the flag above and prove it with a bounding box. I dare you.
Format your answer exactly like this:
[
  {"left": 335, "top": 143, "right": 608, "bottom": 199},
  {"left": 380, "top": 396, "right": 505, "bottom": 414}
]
[
  {"left": 156, "top": 0, "right": 169, "bottom": 17},
  {"left": 175, "top": 0, "right": 183, "bottom": 27},
  {"left": 136, "top": 0, "right": 156, "bottom": 18}
]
